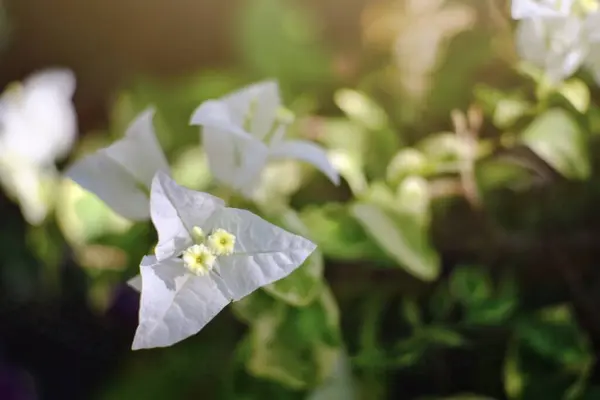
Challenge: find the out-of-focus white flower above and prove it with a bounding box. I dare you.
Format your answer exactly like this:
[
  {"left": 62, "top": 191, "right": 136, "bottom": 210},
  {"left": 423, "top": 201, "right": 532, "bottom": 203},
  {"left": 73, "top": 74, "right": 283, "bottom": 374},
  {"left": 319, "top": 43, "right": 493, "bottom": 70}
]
[
  {"left": 516, "top": 16, "right": 590, "bottom": 83},
  {"left": 65, "top": 108, "right": 169, "bottom": 221},
  {"left": 128, "top": 171, "right": 316, "bottom": 350},
  {"left": 0, "top": 68, "right": 77, "bottom": 224},
  {"left": 511, "top": 0, "right": 576, "bottom": 19},
  {"left": 190, "top": 81, "right": 340, "bottom": 198}
]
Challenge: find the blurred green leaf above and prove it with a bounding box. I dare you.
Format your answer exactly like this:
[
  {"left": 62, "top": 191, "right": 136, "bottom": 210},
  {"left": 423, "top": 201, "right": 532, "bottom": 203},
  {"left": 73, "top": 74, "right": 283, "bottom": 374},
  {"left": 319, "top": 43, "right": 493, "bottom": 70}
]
[
  {"left": 402, "top": 298, "right": 422, "bottom": 328},
  {"left": 333, "top": 89, "right": 399, "bottom": 175},
  {"left": 419, "top": 326, "right": 466, "bottom": 348},
  {"left": 465, "top": 297, "right": 517, "bottom": 326},
  {"left": 350, "top": 202, "right": 440, "bottom": 281},
  {"left": 395, "top": 176, "right": 431, "bottom": 226},
  {"left": 334, "top": 89, "right": 389, "bottom": 131},
  {"left": 306, "top": 351, "right": 357, "bottom": 400},
  {"left": 232, "top": 290, "right": 279, "bottom": 325},
  {"left": 56, "top": 178, "right": 132, "bottom": 247},
  {"left": 517, "top": 305, "right": 592, "bottom": 368},
  {"left": 416, "top": 132, "right": 463, "bottom": 164},
  {"left": 558, "top": 78, "right": 590, "bottom": 114},
  {"left": 264, "top": 250, "right": 324, "bottom": 307},
  {"left": 476, "top": 158, "right": 535, "bottom": 193},
  {"left": 520, "top": 108, "right": 590, "bottom": 180},
  {"left": 449, "top": 266, "right": 492, "bottom": 305},
  {"left": 493, "top": 98, "right": 533, "bottom": 129},
  {"left": 300, "top": 203, "right": 387, "bottom": 262},
  {"left": 504, "top": 338, "right": 523, "bottom": 400},
  {"left": 429, "top": 282, "right": 456, "bottom": 322},
  {"left": 386, "top": 149, "right": 430, "bottom": 186},
  {"left": 170, "top": 146, "right": 212, "bottom": 191},
  {"left": 246, "top": 286, "right": 341, "bottom": 390}
]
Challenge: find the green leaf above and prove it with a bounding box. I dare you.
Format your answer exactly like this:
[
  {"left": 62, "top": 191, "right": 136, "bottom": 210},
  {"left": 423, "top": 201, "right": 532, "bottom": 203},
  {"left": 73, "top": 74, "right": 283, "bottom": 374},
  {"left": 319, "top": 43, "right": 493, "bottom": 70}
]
[
  {"left": 429, "top": 282, "right": 456, "bottom": 322},
  {"left": 306, "top": 351, "right": 358, "bottom": 400},
  {"left": 231, "top": 290, "right": 279, "bottom": 325},
  {"left": 334, "top": 89, "right": 389, "bottom": 131},
  {"left": 333, "top": 89, "right": 400, "bottom": 175},
  {"left": 504, "top": 338, "right": 523, "bottom": 400},
  {"left": 263, "top": 250, "right": 324, "bottom": 307},
  {"left": 350, "top": 203, "right": 440, "bottom": 281},
  {"left": 449, "top": 266, "right": 492, "bottom": 306},
  {"left": 517, "top": 305, "right": 592, "bottom": 368},
  {"left": 401, "top": 298, "right": 422, "bottom": 328},
  {"left": 419, "top": 326, "right": 466, "bottom": 348},
  {"left": 170, "top": 146, "right": 212, "bottom": 191},
  {"left": 558, "top": 78, "right": 590, "bottom": 114},
  {"left": 464, "top": 297, "right": 517, "bottom": 326},
  {"left": 395, "top": 176, "right": 431, "bottom": 226},
  {"left": 417, "top": 132, "right": 462, "bottom": 163},
  {"left": 386, "top": 149, "right": 429, "bottom": 186},
  {"left": 56, "top": 178, "right": 133, "bottom": 247},
  {"left": 493, "top": 97, "right": 533, "bottom": 129},
  {"left": 475, "top": 158, "right": 535, "bottom": 193},
  {"left": 520, "top": 108, "right": 590, "bottom": 180},
  {"left": 246, "top": 286, "right": 341, "bottom": 390},
  {"left": 300, "top": 204, "right": 387, "bottom": 262}
]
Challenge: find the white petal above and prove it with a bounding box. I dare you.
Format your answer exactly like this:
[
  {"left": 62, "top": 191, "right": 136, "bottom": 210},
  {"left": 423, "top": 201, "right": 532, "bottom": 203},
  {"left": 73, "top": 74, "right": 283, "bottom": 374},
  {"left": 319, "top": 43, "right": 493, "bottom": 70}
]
[
  {"left": 205, "top": 208, "right": 317, "bottom": 301},
  {"left": 269, "top": 140, "right": 340, "bottom": 185},
  {"left": 200, "top": 125, "right": 237, "bottom": 187},
  {"left": 221, "top": 80, "right": 281, "bottom": 140},
  {"left": 0, "top": 69, "right": 77, "bottom": 165},
  {"left": 102, "top": 108, "right": 170, "bottom": 189},
  {"left": 233, "top": 139, "right": 270, "bottom": 198},
  {"left": 191, "top": 100, "right": 259, "bottom": 187},
  {"left": 511, "top": 0, "right": 574, "bottom": 19},
  {"left": 24, "top": 68, "right": 76, "bottom": 99},
  {"left": 65, "top": 153, "right": 150, "bottom": 220},
  {"left": 190, "top": 100, "right": 254, "bottom": 138},
  {"left": 127, "top": 274, "right": 143, "bottom": 292},
  {"left": 516, "top": 17, "right": 587, "bottom": 83},
  {"left": 132, "top": 256, "right": 230, "bottom": 350},
  {"left": 150, "top": 171, "right": 225, "bottom": 260}
]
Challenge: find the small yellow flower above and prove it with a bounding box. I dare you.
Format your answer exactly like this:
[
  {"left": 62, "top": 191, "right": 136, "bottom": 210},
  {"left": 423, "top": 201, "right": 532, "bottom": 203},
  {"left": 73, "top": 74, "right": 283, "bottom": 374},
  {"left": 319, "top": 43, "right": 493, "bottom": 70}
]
[
  {"left": 191, "top": 226, "right": 206, "bottom": 244},
  {"left": 182, "top": 244, "right": 216, "bottom": 276},
  {"left": 207, "top": 228, "right": 236, "bottom": 256}
]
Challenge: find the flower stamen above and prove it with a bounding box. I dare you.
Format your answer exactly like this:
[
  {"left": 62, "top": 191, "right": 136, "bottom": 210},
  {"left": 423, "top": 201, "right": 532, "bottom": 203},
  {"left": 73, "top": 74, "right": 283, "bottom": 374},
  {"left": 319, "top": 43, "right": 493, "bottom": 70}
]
[
  {"left": 182, "top": 244, "right": 216, "bottom": 276},
  {"left": 207, "top": 228, "right": 236, "bottom": 256}
]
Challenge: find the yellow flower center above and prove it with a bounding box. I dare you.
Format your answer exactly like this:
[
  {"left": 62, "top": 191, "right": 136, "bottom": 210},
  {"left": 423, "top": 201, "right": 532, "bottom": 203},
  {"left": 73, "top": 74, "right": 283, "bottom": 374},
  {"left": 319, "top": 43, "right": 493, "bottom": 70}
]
[
  {"left": 207, "top": 228, "right": 236, "bottom": 256},
  {"left": 182, "top": 244, "right": 216, "bottom": 276}
]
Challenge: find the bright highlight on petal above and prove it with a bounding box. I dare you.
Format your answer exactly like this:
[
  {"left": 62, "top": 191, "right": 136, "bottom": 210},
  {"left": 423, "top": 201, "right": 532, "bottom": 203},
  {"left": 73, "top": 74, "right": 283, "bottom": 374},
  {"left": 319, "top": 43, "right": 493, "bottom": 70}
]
[
  {"left": 182, "top": 244, "right": 216, "bottom": 276},
  {"left": 207, "top": 228, "right": 236, "bottom": 256}
]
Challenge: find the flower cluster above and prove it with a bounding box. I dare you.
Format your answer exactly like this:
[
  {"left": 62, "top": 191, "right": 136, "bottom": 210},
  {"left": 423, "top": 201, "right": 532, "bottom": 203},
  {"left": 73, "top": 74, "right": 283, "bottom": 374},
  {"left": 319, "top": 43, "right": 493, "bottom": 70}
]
[
  {"left": 512, "top": 0, "right": 600, "bottom": 84},
  {"left": 0, "top": 71, "right": 334, "bottom": 350},
  {"left": 58, "top": 80, "right": 333, "bottom": 350}
]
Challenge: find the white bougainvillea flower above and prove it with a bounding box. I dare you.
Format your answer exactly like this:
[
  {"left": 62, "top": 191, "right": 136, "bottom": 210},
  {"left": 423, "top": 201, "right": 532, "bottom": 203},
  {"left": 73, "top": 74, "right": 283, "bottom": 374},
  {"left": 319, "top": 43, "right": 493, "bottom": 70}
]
[
  {"left": 511, "top": 0, "right": 576, "bottom": 19},
  {"left": 128, "top": 171, "right": 316, "bottom": 350},
  {"left": 516, "top": 16, "right": 590, "bottom": 83},
  {"left": 65, "top": 108, "right": 169, "bottom": 221},
  {"left": 190, "top": 81, "right": 340, "bottom": 198},
  {"left": 0, "top": 68, "right": 77, "bottom": 224}
]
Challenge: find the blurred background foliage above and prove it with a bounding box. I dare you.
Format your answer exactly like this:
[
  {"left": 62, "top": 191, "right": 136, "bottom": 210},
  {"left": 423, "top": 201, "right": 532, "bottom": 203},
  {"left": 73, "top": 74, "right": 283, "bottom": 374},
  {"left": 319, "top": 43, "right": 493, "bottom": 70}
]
[{"left": 3, "top": 0, "right": 600, "bottom": 399}]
